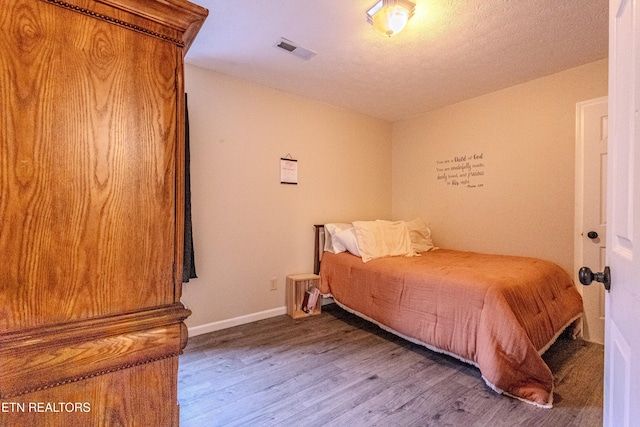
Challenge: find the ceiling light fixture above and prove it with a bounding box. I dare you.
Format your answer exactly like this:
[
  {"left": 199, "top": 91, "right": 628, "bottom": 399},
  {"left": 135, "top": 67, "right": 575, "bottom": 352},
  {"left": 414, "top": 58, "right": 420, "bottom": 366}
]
[{"left": 366, "top": 0, "right": 416, "bottom": 37}]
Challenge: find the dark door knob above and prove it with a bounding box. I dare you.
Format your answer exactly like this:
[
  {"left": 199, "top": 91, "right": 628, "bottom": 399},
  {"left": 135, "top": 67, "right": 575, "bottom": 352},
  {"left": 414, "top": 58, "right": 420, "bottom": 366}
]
[
  {"left": 587, "top": 231, "right": 598, "bottom": 239},
  {"left": 579, "top": 266, "right": 611, "bottom": 291}
]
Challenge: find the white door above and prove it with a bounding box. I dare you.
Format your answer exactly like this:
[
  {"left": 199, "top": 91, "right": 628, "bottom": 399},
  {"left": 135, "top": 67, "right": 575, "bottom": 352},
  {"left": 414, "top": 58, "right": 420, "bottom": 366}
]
[
  {"left": 575, "top": 97, "right": 608, "bottom": 344},
  {"left": 603, "top": 0, "right": 640, "bottom": 425}
]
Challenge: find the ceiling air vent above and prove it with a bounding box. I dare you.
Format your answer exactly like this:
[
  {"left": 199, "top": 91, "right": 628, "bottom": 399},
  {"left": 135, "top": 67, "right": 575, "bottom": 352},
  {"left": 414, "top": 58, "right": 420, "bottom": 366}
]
[{"left": 274, "top": 38, "right": 316, "bottom": 60}]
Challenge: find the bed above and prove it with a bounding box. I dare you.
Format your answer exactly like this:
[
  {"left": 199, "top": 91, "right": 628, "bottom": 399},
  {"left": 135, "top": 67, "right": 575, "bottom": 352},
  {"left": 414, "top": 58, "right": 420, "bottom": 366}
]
[{"left": 314, "top": 220, "right": 584, "bottom": 408}]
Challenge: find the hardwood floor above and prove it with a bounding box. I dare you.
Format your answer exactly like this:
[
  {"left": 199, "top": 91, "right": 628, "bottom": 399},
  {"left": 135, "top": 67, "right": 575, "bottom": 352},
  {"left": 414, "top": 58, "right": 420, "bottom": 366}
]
[{"left": 178, "top": 303, "right": 604, "bottom": 427}]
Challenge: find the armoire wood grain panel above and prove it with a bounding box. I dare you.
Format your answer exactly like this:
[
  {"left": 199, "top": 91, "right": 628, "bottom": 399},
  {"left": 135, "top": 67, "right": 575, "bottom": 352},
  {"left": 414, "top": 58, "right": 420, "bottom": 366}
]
[
  {"left": 1, "top": 0, "right": 180, "bottom": 330},
  {"left": 0, "top": 358, "right": 180, "bottom": 426},
  {"left": 0, "top": 0, "right": 207, "bottom": 425}
]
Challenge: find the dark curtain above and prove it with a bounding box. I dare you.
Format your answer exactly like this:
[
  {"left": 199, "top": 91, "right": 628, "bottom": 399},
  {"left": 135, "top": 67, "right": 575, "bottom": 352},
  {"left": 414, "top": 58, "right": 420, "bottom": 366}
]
[{"left": 182, "top": 93, "right": 197, "bottom": 282}]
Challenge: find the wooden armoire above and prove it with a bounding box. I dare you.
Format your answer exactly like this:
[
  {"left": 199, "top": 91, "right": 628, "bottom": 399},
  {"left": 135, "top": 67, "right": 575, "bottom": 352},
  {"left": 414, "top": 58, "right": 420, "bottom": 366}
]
[{"left": 0, "top": 0, "right": 207, "bottom": 425}]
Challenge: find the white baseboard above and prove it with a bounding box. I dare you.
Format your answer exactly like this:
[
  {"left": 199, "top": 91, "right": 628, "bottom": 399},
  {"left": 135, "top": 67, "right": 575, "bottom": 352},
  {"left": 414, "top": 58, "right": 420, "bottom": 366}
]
[{"left": 187, "top": 306, "right": 287, "bottom": 337}]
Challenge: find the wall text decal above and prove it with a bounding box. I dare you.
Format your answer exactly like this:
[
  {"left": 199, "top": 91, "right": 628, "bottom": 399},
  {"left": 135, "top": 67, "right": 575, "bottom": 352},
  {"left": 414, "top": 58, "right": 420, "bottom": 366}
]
[{"left": 435, "top": 153, "right": 485, "bottom": 188}]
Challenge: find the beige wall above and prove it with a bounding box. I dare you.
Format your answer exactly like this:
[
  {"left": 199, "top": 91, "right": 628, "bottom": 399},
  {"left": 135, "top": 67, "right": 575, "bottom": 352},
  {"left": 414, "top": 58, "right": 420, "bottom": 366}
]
[
  {"left": 392, "top": 59, "right": 608, "bottom": 273},
  {"left": 181, "top": 64, "right": 392, "bottom": 332},
  {"left": 183, "top": 59, "right": 607, "bottom": 332}
]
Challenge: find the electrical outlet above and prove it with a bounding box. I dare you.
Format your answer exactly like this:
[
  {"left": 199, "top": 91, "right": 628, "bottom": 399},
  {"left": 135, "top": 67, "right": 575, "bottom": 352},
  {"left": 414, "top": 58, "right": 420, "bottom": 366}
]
[{"left": 270, "top": 277, "right": 277, "bottom": 291}]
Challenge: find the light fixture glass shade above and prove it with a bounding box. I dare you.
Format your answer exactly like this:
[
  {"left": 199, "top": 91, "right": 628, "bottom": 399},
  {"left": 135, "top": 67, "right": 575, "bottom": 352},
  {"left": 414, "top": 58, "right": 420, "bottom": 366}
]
[{"left": 367, "top": 0, "right": 416, "bottom": 37}]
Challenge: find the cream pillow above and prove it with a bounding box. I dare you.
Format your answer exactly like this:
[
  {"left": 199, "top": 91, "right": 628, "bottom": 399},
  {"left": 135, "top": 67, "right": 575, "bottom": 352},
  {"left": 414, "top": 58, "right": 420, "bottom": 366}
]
[
  {"left": 352, "top": 220, "right": 413, "bottom": 263},
  {"left": 405, "top": 218, "right": 436, "bottom": 253}
]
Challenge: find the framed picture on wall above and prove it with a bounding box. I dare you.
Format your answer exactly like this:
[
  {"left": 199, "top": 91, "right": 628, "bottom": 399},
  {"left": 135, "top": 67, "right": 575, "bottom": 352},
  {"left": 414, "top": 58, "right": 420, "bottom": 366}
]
[{"left": 280, "top": 157, "right": 298, "bottom": 184}]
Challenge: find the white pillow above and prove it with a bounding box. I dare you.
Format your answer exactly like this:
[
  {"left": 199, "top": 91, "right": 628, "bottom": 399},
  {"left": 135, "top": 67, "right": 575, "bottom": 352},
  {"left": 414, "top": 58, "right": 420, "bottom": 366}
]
[
  {"left": 352, "top": 220, "right": 413, "bottom": 263},
  {"left": 333, "top": 227, "right": 361, "bottom": 257},
  {"left": 324, "top": 223, "right": 352, "bottom": 253},
  {"left": 405, "top": 218, "right": 436, "bottom": 253}
]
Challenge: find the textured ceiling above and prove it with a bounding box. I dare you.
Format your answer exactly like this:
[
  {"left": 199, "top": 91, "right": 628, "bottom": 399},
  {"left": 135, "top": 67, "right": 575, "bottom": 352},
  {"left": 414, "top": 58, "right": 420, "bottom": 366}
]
[{"left": 185, "top": 0, "right": 608, "bottom": 122}]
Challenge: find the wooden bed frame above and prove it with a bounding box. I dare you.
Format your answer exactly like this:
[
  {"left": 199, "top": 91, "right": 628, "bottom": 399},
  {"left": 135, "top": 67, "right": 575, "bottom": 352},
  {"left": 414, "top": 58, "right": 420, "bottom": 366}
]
[{"left": 313, "top": 224, "right": 324, "bottom": 275}]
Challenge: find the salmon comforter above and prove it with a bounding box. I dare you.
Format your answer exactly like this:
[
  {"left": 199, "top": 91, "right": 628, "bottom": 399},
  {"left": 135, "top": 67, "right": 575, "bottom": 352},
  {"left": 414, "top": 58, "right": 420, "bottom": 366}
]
[{"left": 319, "top": 249, "right": 584, "bottom": 408}]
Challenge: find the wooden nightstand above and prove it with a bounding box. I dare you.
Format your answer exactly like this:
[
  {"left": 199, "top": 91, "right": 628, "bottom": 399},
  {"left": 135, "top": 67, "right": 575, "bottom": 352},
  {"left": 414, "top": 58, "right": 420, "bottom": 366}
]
[{"left": 286, "top": 274, "right": 322, "bottom": 319}]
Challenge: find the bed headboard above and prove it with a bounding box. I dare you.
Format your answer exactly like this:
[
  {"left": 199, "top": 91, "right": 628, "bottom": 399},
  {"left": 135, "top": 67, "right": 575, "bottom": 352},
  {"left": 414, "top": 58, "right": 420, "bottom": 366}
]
[{"left": 314, "top": 224, "right": 325, "bottom": 275}]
